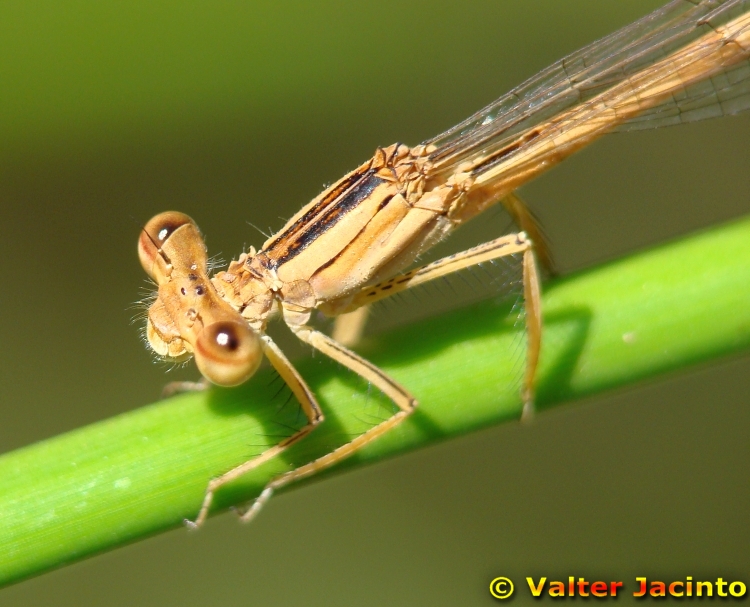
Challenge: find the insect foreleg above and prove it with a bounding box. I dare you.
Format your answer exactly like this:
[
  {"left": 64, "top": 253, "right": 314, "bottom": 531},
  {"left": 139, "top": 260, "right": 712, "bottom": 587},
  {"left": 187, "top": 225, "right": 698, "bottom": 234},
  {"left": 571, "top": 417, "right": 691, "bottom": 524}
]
[
  {"left": 237, "top": 328, "right": 417, "bottom": 524},
  {"left": 186, "top": 334, "right": 323, "bottom": 529}
]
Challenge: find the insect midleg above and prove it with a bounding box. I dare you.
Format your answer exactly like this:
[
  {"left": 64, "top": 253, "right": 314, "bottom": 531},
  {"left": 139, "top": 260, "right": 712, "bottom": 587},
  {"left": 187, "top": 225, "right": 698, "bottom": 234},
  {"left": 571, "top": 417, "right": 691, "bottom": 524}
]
[
  {"left": 341, "top": 232, "right": 541, "bottom": 415},
  {"left": 236, "top": 328, "right": 416, "bottom": 524},
  {"left": 500, "top": 192, "right": 555, "bottom": 275},
  {"left": 329, "top": 190, "right": 551, "bottom": 349},
  {"left": 342, "top": 233, "right": 528, "bottom": 301},
  {"left": 330, "top": 306, "right": 369, "bottom": 347},
  {"left": 186, "top": 334, "right": 323, "bottom": 529}
]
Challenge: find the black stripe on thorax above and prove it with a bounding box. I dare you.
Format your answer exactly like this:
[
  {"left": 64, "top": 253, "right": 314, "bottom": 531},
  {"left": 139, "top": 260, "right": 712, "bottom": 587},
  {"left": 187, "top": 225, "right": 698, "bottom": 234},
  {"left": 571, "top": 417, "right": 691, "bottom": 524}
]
[
  {"left": 265, "top": 170, "right": 385, "bottom": 268},
  {"left": 264, "top": 168, "right": 372, "bottom": 252}
]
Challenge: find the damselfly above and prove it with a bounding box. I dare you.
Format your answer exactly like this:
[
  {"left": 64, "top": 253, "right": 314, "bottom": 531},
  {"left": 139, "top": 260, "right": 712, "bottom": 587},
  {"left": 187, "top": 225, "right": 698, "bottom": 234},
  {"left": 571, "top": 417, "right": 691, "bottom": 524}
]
[{"left": 138, "top": 0, "right": 750, "bottom": 528}]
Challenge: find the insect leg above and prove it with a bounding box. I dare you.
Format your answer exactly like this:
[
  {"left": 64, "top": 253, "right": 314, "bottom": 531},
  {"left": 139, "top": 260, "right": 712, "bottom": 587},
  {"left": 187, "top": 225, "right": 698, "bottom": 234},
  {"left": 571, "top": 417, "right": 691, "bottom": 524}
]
[
  {"left": 501, "top": 191, "right": 555, "bottom": 275},
  {"left": 331, "top": 305, "right": 370, "bottom": 347},
  {"left": 520, "top": 237, "right": 541, "bottom": 420},
  {"left": 237, "top": 329, "right": 416, "bottom": 523},
  {"left": 186, "top": 334, "right": 323, "bottom": 529},
  {"left": 344, "top": 232, "right": 541, "bottom": 417},
  {"left": 330, "top": 192, "right": 550, "bottom": 348}
]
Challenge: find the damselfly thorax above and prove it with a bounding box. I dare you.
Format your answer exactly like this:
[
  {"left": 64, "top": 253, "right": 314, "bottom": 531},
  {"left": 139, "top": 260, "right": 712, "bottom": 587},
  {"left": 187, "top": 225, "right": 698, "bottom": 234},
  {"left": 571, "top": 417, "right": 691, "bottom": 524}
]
[{"left": 138, "top": 0, "right": 750, "bottom": 528}]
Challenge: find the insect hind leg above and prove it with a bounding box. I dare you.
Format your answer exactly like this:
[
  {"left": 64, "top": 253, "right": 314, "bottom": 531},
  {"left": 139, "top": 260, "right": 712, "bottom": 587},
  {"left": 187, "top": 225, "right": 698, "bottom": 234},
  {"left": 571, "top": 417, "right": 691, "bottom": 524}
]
[{"left": 339, "top": 232, "right": 541, "bottom": 418}]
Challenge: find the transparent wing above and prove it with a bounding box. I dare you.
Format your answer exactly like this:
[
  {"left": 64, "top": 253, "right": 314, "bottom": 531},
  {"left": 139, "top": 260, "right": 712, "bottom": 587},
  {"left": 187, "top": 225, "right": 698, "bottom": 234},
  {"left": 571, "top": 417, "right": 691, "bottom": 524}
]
[
  {"left": 424, "top": 0, "right": 750, "bottom": 180},
  {"left": 619, "top": 55, "right": 750, "bottom": 129},
  {"left": 356, "top": 1, "right": 750, "bottom": 337}
]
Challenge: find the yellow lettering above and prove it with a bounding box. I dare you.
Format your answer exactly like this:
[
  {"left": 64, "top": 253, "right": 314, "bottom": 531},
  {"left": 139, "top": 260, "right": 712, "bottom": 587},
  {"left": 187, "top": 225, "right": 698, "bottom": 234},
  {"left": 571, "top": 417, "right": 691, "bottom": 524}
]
[
  {"left": 650, "top": 581, "right": 666, "bottom": 597},
  {"left": 577, "top": 578, "right": 589, "bottom": 597},
  {"left": 549, "top": 581, "right": 565, "bottom": 597},
  {"left": 633, "top": 578, "right": 647, "bottom": 597},
  {"left": 729, "top": 582, "right": 746, "bottom": 597},
  {"left": 591, "top": 581, "right": 607, "bottom": 597},
  {"left": 717, "top": 578, "right": 728, "bottom": 597},
  {"left": 526, "top": 577, "right": 546, "bottom": 597},
  {"left": 696, "top": 581, "right": 712, "bottom": 597}
]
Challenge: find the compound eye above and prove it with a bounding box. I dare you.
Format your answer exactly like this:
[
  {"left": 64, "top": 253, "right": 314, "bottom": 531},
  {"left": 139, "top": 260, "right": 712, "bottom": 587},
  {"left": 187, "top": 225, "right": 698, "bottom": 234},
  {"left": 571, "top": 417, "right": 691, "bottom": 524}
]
[
  {"left": 147, "top": 212, "right": 195, "bottom": 247},
  {"left": 138, "top": 212, "right": 198, "bottom": 280},
  {"left": 194, "top": 320, "right": 263, "bottom": 387}
]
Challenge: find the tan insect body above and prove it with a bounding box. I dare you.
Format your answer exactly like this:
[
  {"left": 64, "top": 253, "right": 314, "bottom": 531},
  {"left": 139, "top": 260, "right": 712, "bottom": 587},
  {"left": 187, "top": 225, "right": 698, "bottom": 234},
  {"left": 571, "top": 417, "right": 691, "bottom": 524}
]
[{"left": 137, "top": 0, "right": 750, "bottom": 528}]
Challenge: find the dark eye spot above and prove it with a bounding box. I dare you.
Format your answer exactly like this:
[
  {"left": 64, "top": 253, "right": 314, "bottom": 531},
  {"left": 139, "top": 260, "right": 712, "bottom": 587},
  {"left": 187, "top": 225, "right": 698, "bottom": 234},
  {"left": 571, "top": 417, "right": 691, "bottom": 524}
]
[
  {"left": 180, "top": 287, "right": 187, "bottom": 295},
  {"left": 188, "top": 274, "right": 198, "bottom": 281},
  {"left": 215, "top": 328, "right": 240, "bottom": 351},
  {"left": 195, "top": 285, "right": 205, "bottom": 296},
  {"left": 153, "top": 216, "right": 190, "bottom": 245}
]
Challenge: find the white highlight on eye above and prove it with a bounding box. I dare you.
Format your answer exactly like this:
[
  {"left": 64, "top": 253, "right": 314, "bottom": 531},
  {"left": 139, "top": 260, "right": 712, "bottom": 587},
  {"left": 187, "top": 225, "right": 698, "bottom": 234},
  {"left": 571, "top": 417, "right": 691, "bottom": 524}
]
[{"left": 216, "top": 332, "right": 230, "bottom": 346}]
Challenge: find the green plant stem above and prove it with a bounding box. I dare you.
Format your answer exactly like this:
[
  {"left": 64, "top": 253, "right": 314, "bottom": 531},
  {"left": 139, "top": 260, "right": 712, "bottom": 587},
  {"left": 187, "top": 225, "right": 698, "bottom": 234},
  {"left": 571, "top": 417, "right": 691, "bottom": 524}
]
[{"left": 2, "top": 216, "right": 750, "bottom": 587}]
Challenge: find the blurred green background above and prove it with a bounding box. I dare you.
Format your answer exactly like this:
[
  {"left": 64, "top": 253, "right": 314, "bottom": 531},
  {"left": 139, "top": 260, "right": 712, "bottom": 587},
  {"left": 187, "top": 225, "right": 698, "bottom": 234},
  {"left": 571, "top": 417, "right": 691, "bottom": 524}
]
[{"left": 1, "top": 1, "right": 748, "bottom": 604}]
